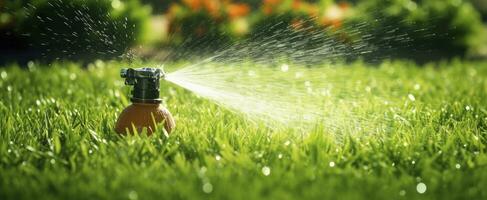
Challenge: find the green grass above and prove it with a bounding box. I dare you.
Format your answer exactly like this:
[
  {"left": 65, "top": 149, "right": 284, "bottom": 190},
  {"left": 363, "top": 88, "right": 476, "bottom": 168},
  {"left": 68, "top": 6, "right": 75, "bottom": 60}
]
[{"left": 1, "top": 60, "right": 487, "bottom": 200}]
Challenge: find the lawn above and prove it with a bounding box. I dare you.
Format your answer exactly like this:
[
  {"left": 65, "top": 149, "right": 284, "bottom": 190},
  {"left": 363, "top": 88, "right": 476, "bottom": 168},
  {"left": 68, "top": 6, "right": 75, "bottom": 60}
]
[{"left": 0, "top": 60, "right": 486, "bottom": 200}]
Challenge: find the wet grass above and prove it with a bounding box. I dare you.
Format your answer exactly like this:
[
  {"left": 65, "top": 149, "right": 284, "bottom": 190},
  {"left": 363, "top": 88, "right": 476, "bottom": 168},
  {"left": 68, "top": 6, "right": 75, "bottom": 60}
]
[{"left": 0, "top": 60, "right": 486, "bottom": 200}]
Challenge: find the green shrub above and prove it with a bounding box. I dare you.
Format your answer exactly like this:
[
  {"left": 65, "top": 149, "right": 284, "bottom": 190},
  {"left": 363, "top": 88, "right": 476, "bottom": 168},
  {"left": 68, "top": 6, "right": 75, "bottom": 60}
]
[
  {"left": 470, "top": 0, "right": 487, "bottom": 21},
  {"left": 0, "top": 1, "right": 32, "bottom": 52},
  {"left": 18, "top": 0, "right": 150, "bottom": 61},
  {"left": 352, "top": 0, "right": 485, "bottom": 60},
  {"left": 140, "top": 0, "right": 176, "bottom": 14},
  {"left": 169, "top": 11, "right": 233, "bottom": 50}
]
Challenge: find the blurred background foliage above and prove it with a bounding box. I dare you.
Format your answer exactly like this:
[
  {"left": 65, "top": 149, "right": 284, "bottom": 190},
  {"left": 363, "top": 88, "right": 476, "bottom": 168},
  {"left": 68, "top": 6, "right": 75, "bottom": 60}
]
[{"left": 0, "top": 0, "right": 486, "bottom": 63}]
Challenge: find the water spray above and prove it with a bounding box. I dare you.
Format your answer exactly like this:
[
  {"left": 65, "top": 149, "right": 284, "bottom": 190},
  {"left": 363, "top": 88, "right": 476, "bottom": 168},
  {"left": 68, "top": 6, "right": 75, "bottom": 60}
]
[{"left": 115, "top": 67, "right": 175, "bottom": 135}]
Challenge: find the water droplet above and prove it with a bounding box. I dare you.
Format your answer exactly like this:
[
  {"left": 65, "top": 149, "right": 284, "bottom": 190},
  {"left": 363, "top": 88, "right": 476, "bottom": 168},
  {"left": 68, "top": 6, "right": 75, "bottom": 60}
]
[
  {"left": 399, "top": 190, "right": 406, "bottom": 196},
  {"left": 329, "top": 161, "right": 335, "bottom": 167},
  {"left": 202, "top": 182, "right": 213, "bottom": 193},
  {"left": 128, "top": 190, "right": 138, "bottom": 200},
  {"left": 198, "top": 167, "right": 207, "bottom": 177},
  {"left": 455, "top": 163, "right": 461, "bottom": 169},
  {"left": 262, "top": 166, "right": 271, "bottom": 176},
  {"left": 284, "top": 140, "right": 291, "bottom": 146},
  {"left": 0, "top": 71, "right": 7, "bottom": 79},
  {"left": 278, "top": 154, "right": 283, "bottom": 159},
  {"left": 416, "top": 183, "right": 427, "bottom": 194},
  {"left": 215, "top": 155, "right": 221, "bottom": 161},
  {"left": 414, "top": 84, "right": 420, "bottom": 90},
  {"left": 69, "top": 73, "right": 77, "bottom": 80},
  {"left": 365, "top": 86, "right": 371, "bottom": 92},
  {"left": 280, "top": 64, "right": 289, "bottom": 72},
  {"left": 408, "top": 94, "right": 416, "bottom": 101}
]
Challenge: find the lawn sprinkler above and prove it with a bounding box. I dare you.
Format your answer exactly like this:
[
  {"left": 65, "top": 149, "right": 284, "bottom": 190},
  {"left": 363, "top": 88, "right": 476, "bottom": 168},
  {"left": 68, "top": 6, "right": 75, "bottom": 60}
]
[{"left": 115, "top": 67, "right": 175, "bottom": 135}]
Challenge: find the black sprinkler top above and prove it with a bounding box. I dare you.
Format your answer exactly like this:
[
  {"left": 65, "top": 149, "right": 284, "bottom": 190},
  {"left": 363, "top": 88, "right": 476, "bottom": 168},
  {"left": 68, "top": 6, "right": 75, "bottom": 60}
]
[{"left": 120, "top": 67, "right": 165, "bottom": 103}]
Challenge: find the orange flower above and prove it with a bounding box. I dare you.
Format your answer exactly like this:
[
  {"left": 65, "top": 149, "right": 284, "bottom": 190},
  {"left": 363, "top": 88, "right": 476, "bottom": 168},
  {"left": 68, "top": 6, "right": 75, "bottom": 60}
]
[
  {"left": 306, "top": 5, "right": 319, "bottom": 17},
  {"left": 182, "top": 0, "right": 203, "bottom": 11},
  {"left": 227, "top": 3, "right": 250, "bottom": 19},
  {"left": 338, "top": 2, "right": 350, "bottom": 10},
  {"left": 321, "top": 3, "right": 349, "bottom": 29},
  {"left": 203, "top": 0, "right": 221, "bottom": 17},
  {"left": 262, "top": 0, "right": 281, "bottom": 15},
  {"left": 262, "top": 6, "right": 272, "bottom": 15},
  {"left": 292, "top": 0, "right": 302, "bottom": 10}
]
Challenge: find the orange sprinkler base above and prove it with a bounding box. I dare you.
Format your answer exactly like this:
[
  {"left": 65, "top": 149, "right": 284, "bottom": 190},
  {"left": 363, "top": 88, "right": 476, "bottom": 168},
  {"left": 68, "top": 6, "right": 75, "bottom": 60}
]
[{"left": 115, "top": 103, "right": 175, "bottom": 135}]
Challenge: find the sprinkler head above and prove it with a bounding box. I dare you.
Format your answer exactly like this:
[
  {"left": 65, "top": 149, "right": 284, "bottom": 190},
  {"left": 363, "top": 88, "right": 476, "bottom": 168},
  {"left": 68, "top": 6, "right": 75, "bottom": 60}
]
[
  {"left": 120, "top": 67, "right": 165, "bottom": 103},
  {"left": 115, "top": 67, "right": 175, "bottom": 135}
]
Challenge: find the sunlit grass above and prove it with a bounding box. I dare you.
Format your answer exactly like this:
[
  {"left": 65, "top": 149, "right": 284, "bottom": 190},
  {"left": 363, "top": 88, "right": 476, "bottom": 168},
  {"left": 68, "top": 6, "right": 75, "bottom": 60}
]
[{"left": 0, "top": 60, "right": 486, "bottom": 200}]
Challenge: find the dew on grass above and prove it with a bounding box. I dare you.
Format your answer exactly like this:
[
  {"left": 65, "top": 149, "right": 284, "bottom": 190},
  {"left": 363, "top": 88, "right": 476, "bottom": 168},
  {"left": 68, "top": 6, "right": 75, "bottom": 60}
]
[
  {"left": 280, "top": 64, "right": 289, "bottom": 72},
  {"left": 365, "top": 86, "right": 371, "bottom": 93},
  {"left": 69, "top": 73, "right": 77, "bottom": 80},
  {"left": 455, "top": 163, "right": 461, "bottom": 169},
  {"left": 215, "top": 155, "right": 222, "bottom": 161},
  {"left": 198, "top": 167, "right": 207, "bottom": 177},
  {"left": 284, "top": 140, "right": 291, "bottom": 146},
  {"left": 262, "top": 166, "right": 271, "bottom": 176},
  {"left": 128, "top": 190, "right": 138, "bottom": 200},
  {"left": 416, "top": 182, "right": 427, "bottom": 194},
  {"left": 414, "top": 84, "right": 420, "bottom": 90},
  {"left": 278, "top": 153, "right": 283, "bottom": 159},
  {"left": 408, "top": 94, "right": 416, "bottom": 101},
  {"left": 202, "top": 182, "right": 213, "bottom": 193},
  {"left": 329, "top": 161, "right": 336, "bottom": 167},
  {"left": 399, "top": 190, "right": 406, "bottom": 196},
  {"left": 26, "top": 146, "right": 35, "bottom": 152},
  {"left": 295, "top": 72, "right": 304, "bottom": 78},
  {"left": 0, "top": 71, "right": 6, "bottom": 79}
]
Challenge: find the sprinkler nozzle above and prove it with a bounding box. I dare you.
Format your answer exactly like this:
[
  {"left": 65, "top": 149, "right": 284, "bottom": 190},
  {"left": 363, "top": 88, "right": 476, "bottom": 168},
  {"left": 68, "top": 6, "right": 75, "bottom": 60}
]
[
  {"left": 115, "top": 67, "right": 175, "bottom": 135},
  {"left": 120, "top": 67, "right": 165, "bottom": 103}
]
